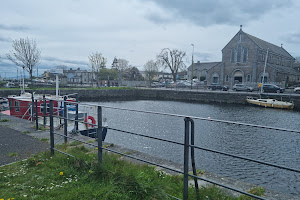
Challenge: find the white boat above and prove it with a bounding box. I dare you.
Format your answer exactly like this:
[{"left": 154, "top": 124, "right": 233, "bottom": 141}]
[
  {"left": 246, "top": 48, "right": 294, "bottom": 110},
  {"left": 246, "top": 96, "right": 294, "bottom": 110}
]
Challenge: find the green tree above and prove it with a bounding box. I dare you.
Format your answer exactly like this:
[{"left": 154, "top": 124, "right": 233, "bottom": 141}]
[
  {"left": 98, "top": 68, "right": 118, "bottom": 81},
  {"left": 123, "top": 67, "right": 144, "bottom": 81}
]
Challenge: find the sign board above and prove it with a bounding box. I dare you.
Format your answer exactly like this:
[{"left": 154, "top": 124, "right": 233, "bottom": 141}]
[
  {"left": 50, "top": 69, "right": 64, "bottom": 74},
  {"left": 258, "top": 83, "right": 262, "bottom": 87}
]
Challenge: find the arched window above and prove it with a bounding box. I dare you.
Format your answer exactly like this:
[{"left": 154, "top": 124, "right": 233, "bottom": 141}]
[
  {"left": 231, "top": 49, "right": 235, "bottom": 63},
  {"left": 237, "top": 45, "right": 242, "bottom": 62},
  {"left": 225, "top": 75, "right": 229, "bottom": 82},
  {"left": 243, "top": 48, "right": 248, "bottom": 63},
  {"left": 212, "top": 73, "right": 219, "bottom": 83},
  {"left": 247, "top": 74, "right": 252, "bottom": 82}
]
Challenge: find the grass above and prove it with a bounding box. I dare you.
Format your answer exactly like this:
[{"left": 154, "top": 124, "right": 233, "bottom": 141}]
[
  {"left": 40, "top": 138, "right": 49, "bottom": 142},
  {"left": 8, "top": 152, "right": 18, "bottom": 157},
  {"left": 0, "top": 143, "right": 264, "bottom": 200},
  {"left": 69, "top": 140, "right": 82, "bottom": 146},
  {"left": 0, "top": 119, "right": 9, "bottom": 122},
  {"left": 22, "top": 131, "right": 31, "bottom": 134}
]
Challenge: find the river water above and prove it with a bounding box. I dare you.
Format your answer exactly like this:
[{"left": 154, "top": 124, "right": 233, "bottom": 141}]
[{"left": 86, "top": 100, "right": 300, "bottom": 196}]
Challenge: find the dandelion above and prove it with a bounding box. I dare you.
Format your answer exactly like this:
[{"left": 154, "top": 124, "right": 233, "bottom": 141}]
[
  {"left": 60, "top": 172, "right": 63, "bottom": 176},
  {"left": 95, "top": 147, "right": 98, "bottom": 150}
]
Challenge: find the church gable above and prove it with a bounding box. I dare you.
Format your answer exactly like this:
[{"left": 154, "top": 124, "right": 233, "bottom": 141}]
[{"left": 222, "top": 28, "right": 258, "bottom": 65}]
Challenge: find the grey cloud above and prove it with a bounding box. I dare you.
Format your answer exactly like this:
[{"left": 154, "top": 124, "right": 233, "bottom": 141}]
[
  {"left": 145, "top": 12, "right": 173, "bottom": 25},
  {"left": 42, "top": 56, "right": 88, "bottom": 66},
  {"left": 142, "top": 0, "right": 293, "bottom": 26},
  {"left": 194, "top": 52, "right": 214, "bottom": 62},
  {"left": 283, "top": 32, "right": 300, "bottom": 44},
  {"left": 0, "top": 24, "right": 30, "bottom": 31},
  {"left": 0, "top": 36, "right": 11, "bottom": 42}
]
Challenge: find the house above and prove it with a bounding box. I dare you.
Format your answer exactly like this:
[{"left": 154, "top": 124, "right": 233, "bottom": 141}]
[{"left": 188, "top": 26, "right": 300, "bottom": 87}]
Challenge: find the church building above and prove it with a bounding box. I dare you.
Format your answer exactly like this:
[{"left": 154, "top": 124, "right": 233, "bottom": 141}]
[{"left": 188, "top": 26, "right": 300, "bottom": 87}]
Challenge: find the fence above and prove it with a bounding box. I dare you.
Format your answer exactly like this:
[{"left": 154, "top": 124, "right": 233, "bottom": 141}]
[{"left": 25, "top": 97, "right": 300, "bottom": 199}]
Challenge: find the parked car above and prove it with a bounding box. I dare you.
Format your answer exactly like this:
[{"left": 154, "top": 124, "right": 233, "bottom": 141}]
[
  {"left": 232, "top": 84, "right": 253, "bottom": 92},
  {"left": 207, "top": 83, "right": 228, "bottom": 91},
  {"left": 262, "top": 84, "right": 284, "bottom": 93},
  {"left": 294, "top": 87, "right": 300, "bottom": 93}
]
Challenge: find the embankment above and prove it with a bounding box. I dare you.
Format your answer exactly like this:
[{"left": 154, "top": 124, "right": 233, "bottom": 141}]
[{"left": 1, "top": 88, "right": 300, "bottom": 111}]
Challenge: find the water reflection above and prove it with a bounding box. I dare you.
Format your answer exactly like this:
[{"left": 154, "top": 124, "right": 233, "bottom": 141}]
[{"left": 87, "top": 100, "right": 300, "bottom": 196}]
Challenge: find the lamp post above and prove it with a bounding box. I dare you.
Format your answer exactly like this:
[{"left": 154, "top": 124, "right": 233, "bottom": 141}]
[{"left": 191, "top": 44, "right": 194, "bottom": 89}]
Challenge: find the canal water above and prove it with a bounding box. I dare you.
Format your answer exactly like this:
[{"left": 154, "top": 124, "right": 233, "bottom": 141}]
[{"left": 86, "top": 100, "right": 300, "bottom": 196}]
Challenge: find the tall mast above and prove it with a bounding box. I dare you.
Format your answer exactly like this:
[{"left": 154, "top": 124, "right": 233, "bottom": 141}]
[{"left": 260, "top": 48, "right": 269, "bottom": 93}]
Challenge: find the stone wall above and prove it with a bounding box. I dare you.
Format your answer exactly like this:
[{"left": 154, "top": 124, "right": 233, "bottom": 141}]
[{"left": 1, "top": 89, "right": 300, "bottom": 111}]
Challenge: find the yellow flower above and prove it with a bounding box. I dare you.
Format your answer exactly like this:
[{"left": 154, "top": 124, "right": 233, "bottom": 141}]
[
  {"left": 59, "top": 172, "right": 63, "bottom": 176},
  {"left": 95, "top": 147, "right": 98, "bottom": 150}
]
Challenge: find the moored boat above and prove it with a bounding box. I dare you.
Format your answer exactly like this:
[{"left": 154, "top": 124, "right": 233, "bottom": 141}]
[{"left": 246, "top": 96, "right": 294, "bottom": 110}]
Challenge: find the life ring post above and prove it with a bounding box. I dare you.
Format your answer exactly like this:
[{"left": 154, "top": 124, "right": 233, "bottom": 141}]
[{"left": 84, "top": 116, "right": 96, "bottom": 129}]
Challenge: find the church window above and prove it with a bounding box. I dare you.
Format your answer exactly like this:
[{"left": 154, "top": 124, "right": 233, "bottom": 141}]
[
  {"left": 225, "top": 75, "right": 229, "bottom": 82},
  {"left": 231, "top": 49, "right": 235, "bottom": 63},
  {"left": 262, "top": 53, "right": 265, "bottom": 62},
  {"left": 247, "top": 74, "right": 252, "bottom": 82},
  {"left": 237, "top": 45, "right": 242, "bottom": 62},
  {"left": 243, "top": 48, "right": 248, "bottom": 63}
]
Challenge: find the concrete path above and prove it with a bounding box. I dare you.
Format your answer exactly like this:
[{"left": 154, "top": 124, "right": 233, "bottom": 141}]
[{"left": 0, "top": 113, "right": 49, "bottom": 166}]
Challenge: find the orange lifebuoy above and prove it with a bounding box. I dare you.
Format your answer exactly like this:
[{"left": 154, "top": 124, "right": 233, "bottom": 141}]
[{"left": 84, "top": 116, "right": 96, "bottom": 129}]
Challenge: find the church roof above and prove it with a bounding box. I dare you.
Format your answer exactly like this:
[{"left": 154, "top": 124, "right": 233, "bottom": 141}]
[
  {"left": 268, "top": 63, "right": 300, "bottom": 75},
  {"left": 244, "top": 32, "right": 293, "bottom": 59},
  {"left": 187, "top": 62, "right": 221, "bottom": 71}
]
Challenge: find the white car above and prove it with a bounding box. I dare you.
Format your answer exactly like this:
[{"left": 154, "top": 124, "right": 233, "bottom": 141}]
[{"left": 294, "top": 87, "right": 300, "bottom": 94}]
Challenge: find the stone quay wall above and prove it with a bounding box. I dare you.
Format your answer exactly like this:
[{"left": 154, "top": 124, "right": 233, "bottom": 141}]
[{"left": 1, "top": 89, "right": 300, "bottom": 111}]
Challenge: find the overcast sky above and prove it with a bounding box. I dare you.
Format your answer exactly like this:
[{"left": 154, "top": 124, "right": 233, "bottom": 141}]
[{"left": 1, "top": 0, "right": 300, "bottom": 78}]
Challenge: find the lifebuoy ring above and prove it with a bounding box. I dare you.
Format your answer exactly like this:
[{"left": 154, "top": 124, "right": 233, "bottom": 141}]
[{"left": 84, "top": 116, "right": 96, "bottom": 129}]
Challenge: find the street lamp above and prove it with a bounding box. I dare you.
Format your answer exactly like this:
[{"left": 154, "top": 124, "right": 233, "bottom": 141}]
[{"left": 191, "top": 44, "right": 194, "bottom": 89}]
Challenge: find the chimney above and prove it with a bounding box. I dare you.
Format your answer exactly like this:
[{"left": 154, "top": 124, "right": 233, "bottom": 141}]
[{"left": 240, "top": 25, "right": 242, "bottom": 30}]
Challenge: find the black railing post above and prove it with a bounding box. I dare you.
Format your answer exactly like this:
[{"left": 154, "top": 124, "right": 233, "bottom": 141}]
[
  {"left": 31, "top": 92, "right": 34, "bottom": 122},
  {"left": 97, "top": 106, "right": 103, "bottom": 163},
  {"left": 64, "top": 96, "right": 67, "bottom": 144},
  {"left": 183, "top": 117, "right": 190, "bottom": 200},
  {"left": 35, "top": 100, "right": 38, "bottom": 130},
  {"left": 43, "top": 94, "right": 46, "bottom": 128},
  {"left": 50, "top": 100, "right": 54, "bottom": 155},
  {"left": 190, "top": 119, "right": 200, "bottom": 199},
  {"left": 75, "top": 93, "right": 78, "bottom": 131}
]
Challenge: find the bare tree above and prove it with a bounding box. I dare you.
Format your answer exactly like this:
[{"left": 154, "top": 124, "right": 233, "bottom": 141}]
[
  {"left": 88, "top": 52, "right": 107, "bottom": 72},
  {"left": 88, "top": 52, "right": 107, "bottom": 87},
  {"left": 144, "top": 60, "right": 159, "bottom": 85},
  {"left": 6, "top": 38, "right": 41, "bottom": 84},
  {"left": 116, "top": 58, "right": 129, "bottom": 71},
  {"left": 157, "top": 48, "right": 186, "bottom": 82}
]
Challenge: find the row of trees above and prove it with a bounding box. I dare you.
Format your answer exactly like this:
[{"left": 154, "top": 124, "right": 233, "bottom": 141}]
[
  {"left": 3, "top": 37, "right": 187, "bottom": 85},
  {"left": 88, "top": 48, "right": 187, "bottom": 84}
]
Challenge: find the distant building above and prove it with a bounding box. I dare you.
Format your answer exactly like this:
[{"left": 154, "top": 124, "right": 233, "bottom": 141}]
[
  {"left": 43, "top": 67, "right": 94, "bottom": 85},
  {"left": 188, "top": 26, "right": 300, "bottom": 87},
  {"left": 64, "top": 68, "right": 93, "bottom": 84}
]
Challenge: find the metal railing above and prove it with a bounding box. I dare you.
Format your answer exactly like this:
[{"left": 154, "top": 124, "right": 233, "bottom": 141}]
[{"left": 40, "top": 99, "right": 300, "bottom": 200}]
